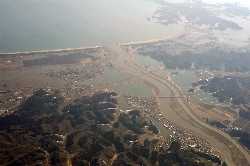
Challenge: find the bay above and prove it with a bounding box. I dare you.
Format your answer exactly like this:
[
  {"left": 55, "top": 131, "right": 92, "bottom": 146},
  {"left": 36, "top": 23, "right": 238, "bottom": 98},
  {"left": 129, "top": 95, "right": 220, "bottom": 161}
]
[{"left": 0, "top": 0, "right": 183, "bottom": 52}]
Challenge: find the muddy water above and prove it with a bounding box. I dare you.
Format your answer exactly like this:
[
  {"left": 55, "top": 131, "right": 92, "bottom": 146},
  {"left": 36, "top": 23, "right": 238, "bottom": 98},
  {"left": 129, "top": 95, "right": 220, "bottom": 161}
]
[
  {"left": 171, "top": 70, "right": 219, "bottom": 104},
  {"left": 0, "top": 65, "right": 67, "bottom": 91},
  {"left": 117, "top": 97, "right": 130, "bottom": 110},
  {"left": 111, "top": 45, "right": 242, "bottom": 166},
  {"left": 149, "top": 117, "right": 171, "bottom": 138},
  {"left": 134, "top": 54, "right": 159, "bottom": 67},
  {"left": 133, "top": 54, "right": 219, "bottom": 104},
  {"left": 80, "top": 68, "right": 128, "bottom": 86},
  {"left": 114, "top": 82, "right": 153, "bottom": 96}
]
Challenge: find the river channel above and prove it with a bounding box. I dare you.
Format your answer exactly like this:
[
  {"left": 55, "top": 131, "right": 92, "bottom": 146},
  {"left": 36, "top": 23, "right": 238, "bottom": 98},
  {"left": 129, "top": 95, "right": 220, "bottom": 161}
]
[
  {"left": 111, "top": 45, "right": 250, "bottom": 166},
  {"left": 2, "top": 0, "right": 250, "bottom": 165}
]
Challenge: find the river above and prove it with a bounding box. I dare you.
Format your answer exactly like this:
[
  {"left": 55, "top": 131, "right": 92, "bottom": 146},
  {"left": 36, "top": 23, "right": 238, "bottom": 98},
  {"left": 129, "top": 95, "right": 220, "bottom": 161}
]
[{"left": 1, "top": 1, "right": 250, "bottom": 164}]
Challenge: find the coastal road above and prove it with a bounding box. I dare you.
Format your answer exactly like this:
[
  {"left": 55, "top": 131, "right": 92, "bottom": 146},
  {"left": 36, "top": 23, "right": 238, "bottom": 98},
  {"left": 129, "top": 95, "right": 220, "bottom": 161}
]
[{"left": 110, "top": 45, "right": 250, "bottom": 166}]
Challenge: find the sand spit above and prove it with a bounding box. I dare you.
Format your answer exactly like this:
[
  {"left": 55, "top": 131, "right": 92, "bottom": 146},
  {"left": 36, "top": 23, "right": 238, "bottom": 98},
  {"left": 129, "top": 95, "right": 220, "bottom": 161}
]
[{"left": 0, "top": 46, "right": 103, "bottom": 55}]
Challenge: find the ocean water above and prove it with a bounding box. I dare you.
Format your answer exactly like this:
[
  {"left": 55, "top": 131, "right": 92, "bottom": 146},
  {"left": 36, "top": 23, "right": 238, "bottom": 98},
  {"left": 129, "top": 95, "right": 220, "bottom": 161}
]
[{"left": 0, "top": 0, "right": 183, "bottom": 52}]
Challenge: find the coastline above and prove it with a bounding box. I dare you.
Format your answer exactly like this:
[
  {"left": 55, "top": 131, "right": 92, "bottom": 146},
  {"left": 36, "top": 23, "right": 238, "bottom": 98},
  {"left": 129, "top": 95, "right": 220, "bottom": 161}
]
[
  {"left": 1, "top": 24, "right": 250, "bottom": 165},
  {"left": 0, "top": 24, "right": 187, "bottom": 56},
  {"left": 0, "top": 46, "right": 103, "bottom": 55},
  {"left": 121, "top": 25, "right": 188, "bottom": 46}
]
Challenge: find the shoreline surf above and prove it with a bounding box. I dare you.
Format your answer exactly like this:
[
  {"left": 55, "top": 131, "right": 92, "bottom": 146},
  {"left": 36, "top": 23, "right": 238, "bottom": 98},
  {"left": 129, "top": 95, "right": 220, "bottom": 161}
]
[
  {"left": 0, "top": 46, "right": 103, "bottom": 55},
  {"left": 0, "top": 26, "right": 187, "bottom": 56}
]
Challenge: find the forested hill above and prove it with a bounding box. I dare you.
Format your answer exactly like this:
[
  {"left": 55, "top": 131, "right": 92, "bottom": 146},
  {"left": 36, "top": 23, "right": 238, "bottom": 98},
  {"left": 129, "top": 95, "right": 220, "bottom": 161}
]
[
  {"left": 0, "top": 89, "right": 221, "bottom": 165},
  {"left": 200, "top": 76, "right": 250, "bottom": 105}
]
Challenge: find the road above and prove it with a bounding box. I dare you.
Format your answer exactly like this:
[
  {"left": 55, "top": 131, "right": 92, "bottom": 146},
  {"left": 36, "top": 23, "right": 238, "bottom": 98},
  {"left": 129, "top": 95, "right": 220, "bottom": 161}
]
[{"left": 110, "top": 45, "right": 250, "bottom": 166}]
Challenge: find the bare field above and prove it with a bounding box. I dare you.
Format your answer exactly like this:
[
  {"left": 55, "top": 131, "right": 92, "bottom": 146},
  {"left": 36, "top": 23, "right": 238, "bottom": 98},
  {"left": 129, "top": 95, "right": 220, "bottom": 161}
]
[
  {"left": 138, "top": 129, "right": 155, "bottom": 144},
  {"left": 0, "top": 61, "right": 23, "bottom": 70},
  {"left": 190, "top": 102, "right": 236, "bottom": 123},
  {"left": 231, "top": 118, "right": 250, "bottom": 129},
  {"left": 243, "top": 122, "right": 250, "bottom": 133}
]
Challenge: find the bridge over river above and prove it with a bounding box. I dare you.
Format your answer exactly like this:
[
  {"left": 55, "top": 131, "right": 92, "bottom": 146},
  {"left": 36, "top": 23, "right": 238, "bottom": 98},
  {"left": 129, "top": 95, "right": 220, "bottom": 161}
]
[
  {"left": 110, "top": 44, "right": 250, "bottom": 166},
  {"left": 158, "top": 96, "right": 184, "bottom": 98}
]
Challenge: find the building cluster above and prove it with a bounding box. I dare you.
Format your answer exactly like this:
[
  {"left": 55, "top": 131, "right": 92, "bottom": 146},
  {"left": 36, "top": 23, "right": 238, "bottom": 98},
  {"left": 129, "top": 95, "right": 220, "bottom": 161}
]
[
  {"left": 46, "top": 67, "right": 100, "bottom": 81},
  {"left": 122, "top": 94, "right": 219, "bottom": 157},
  {"left": 44, "top": 61, "right": 110, "bottom": 83},
  {"left": 0, "top": 90, "right": 32, "bottom": 116}
]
